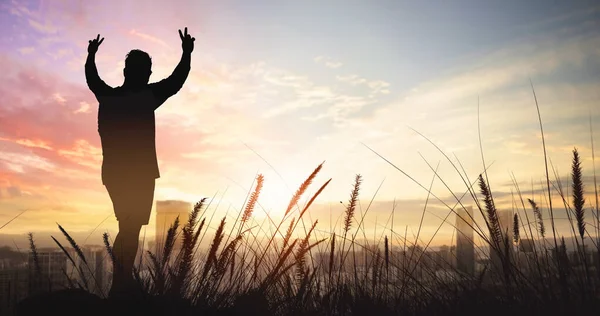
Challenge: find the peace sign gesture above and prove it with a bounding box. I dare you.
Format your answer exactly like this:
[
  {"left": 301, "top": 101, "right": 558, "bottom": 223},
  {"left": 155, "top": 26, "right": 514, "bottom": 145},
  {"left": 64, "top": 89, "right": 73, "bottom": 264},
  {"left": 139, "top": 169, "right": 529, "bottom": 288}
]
[
  {"left": 178, "top": 27, "right": 195, "bottom": 53},
  {"left": 88, "top": 34, "right": 104, "bottom": 55}
]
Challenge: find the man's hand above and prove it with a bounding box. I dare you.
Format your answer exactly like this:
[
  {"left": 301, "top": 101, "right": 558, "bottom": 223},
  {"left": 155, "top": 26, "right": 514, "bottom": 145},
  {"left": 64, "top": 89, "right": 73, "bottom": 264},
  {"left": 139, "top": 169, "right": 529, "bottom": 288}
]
[
  {"left": 88, "top": 34, "right": 104, "bottom": 55},
  {"left": 179, "top": 27, "right": 195, "bottom": 53}
]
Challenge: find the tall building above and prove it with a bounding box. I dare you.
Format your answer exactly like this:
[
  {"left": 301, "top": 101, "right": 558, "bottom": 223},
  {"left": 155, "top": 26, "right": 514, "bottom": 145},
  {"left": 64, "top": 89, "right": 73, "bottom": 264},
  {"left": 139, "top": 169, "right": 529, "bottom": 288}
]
[
  {"left": 27, "top": 249, "right": 68, "bottom": 294},
  {"left": 455, "top": 206, "right": 475, "bottom": 276},
  {"left": 0, "top": 265, "right": 28, "bottom": 311},
  {"left": 490, "top": 209, "right": 514, "bottom": 275},
  {"left": 498, "top": 209, "right": 513, "bottom": 244},
  {"left": 155, "top": 200, "right": 192, "bottom": 255},
  {"left": 65, "top": 245, "right": 110, "bottom": 296},
  {"left": 435, "top": 245, "right": 454, "bottom": 270}
]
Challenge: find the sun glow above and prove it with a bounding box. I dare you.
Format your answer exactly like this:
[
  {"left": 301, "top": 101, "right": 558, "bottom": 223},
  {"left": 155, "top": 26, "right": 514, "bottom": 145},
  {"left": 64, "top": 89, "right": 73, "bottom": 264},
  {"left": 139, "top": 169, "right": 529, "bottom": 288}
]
[{"left": 242, "top": 169, "right": 320, "bottom": 220}]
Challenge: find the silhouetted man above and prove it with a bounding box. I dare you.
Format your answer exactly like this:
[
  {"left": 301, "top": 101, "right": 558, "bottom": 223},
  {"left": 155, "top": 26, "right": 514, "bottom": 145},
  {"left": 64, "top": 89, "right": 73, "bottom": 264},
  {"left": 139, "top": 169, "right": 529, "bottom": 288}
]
[{"left": 85, "top": 28, "right": 194, "bottom": 297}]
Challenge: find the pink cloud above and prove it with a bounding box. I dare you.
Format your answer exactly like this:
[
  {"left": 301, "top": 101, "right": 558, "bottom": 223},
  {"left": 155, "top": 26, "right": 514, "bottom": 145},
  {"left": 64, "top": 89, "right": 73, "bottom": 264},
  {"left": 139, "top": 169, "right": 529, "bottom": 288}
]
[
  {"left": 0, "top": 53, "right": 223, "bottom": 193},
  {"left": 0, "top": 58, "right": 99, "bottom": 152},
  {"left": 28, "top": 19, "right": 58, "bottom": 34},
  {"left": 129, "top": 29, "right": 171, "bottom": 50},
  {"left": 18, "top": 47, "right": 35, "bottom": 55}
]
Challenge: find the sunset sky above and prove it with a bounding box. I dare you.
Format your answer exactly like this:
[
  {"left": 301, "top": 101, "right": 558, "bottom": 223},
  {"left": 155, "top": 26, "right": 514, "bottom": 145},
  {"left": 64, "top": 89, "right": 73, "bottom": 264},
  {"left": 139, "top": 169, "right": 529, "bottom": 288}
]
[{"left": 1, "top": 0, "right": 599, "bottom": 248}]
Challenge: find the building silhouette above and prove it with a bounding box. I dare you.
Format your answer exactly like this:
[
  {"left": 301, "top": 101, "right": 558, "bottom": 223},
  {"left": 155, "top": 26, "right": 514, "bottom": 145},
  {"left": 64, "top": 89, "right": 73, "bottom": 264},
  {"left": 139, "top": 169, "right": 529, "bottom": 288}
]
[
  {"left": 455, "top": 206, "right": 475, "bottom": 276},
  {"left": 65, "top": 245, "right": 110, "bottom": 296},
  {"left": 498, "top": 209, "right": 513, "bottom": 244},
  {"left": 434, "top": 245, "right": 455, "bottom": 270},
  {"left": 490, "top": 209, "right": 515, "bottom": 276},
  {"left": 155, "top": 200, "right": 192, "bottom": 255},
  {"left": 27, "top": 249, "right": 68, "bottom": 295},
  {"left": 0, "top": 265, "right": 28, "bottom": 312}
]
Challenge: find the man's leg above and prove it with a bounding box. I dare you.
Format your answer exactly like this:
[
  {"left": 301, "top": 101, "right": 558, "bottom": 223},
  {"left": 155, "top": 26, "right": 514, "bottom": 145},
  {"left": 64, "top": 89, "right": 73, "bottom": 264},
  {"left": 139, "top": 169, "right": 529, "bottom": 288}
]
[
  {"left": 107, "top": 178, "right": 155, "bottom": 297},
  {"left": 112, "top": 220, "right": 142, "bottom": 289}
]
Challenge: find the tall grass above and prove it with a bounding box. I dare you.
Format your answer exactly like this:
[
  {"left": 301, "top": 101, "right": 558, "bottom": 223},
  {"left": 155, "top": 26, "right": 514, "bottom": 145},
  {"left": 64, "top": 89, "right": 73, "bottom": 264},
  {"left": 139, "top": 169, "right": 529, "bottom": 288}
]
[{"left": 20, "top": 158, "right": 600, "bottom": 315}]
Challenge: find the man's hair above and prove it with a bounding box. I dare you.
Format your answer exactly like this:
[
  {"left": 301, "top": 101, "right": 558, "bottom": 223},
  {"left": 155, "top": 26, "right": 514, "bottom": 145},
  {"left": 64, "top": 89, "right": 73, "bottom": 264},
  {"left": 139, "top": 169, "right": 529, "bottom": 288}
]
[{"left": 124, "top": 49, "right": 152, "bottom": 73}]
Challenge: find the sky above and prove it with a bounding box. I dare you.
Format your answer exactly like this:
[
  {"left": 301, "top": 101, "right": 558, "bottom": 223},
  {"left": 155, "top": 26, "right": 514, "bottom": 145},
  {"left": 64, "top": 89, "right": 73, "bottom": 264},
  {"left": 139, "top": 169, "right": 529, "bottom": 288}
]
[{"left": 0, "top": 0, "right": 599, "bottom": 249}]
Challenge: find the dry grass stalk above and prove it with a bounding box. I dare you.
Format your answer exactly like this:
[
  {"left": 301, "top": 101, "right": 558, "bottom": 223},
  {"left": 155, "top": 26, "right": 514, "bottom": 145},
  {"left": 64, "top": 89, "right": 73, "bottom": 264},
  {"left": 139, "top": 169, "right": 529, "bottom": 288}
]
[
  {"left": 162, "top": 216, "right": 180, "bottom": 268},
  {"left": 344, "top": 175, "right": 362, "bottom": 234},
  {"left": 572, "top": 148, "right": 586, "bottom": 240},
  {"left": 528, "top": 199, "right": 546, "bottom": 238},
  {"left": 58, "top": 224, "right": 87, "bottom": 265},
  {"left": 513, "top": 214, "right": 520, "bottom": 244},
  {"left": 201, "top": 217, "right": 226, "bottom": 281},
  {"left": 285, "top": 162, "right": 323, "bottom": 216},
  {"left": 243, "top": 175, "right": 264, "bottom": 224},
  {"left": 478, "top": 174, "right": 502, "bottom": 247}
]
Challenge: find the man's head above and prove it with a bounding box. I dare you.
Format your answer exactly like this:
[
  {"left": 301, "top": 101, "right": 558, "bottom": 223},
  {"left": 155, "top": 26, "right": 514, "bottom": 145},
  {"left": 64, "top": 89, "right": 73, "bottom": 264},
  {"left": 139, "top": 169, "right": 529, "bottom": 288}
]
[{"left": 123, "top": 49, "right": 152, "bottom": 85}]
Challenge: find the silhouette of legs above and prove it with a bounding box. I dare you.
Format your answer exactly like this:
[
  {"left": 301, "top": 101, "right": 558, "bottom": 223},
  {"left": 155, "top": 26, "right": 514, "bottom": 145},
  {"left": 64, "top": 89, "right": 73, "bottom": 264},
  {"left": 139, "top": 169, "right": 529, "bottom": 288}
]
[
  {"left": 105, "top": 178, "right": 155, "bottom": 298},
  {"left": 110, "top": 220, "right": 142, "bottom": 295}
]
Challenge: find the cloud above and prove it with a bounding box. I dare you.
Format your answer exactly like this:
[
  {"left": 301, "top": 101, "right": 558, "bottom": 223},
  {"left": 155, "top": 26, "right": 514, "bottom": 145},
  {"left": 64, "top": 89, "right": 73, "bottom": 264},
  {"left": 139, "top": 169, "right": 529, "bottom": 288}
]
[
  {"left": 367, "top": 80, "right": 391, "bottom": 93},
  {"left": 28, "top": 19, "right": 58, "bottom": 34},
  {"left": 18, "top": 47, "right": 35, "bottom": 55},
  {"left": 7, "top": 186, "right": 22, "bottom": 198},
  {"left": 47, "top": 48, "right": 73, "bottom": 61},
  {"left": 0, "top": 55, "right": 99, "bottom": 152},
  {"left": 314, "top": 56, "right": 343, "bottom": 69},
  {"left": 6, "top": 1, "right": 37, "bottom": 19},
  {"left": 301, "top": 95, "right": 377, "bottom": 126},
  {"left": 52, "top": 92, "right": 67, "bottom": 105},
  {"left": 358, "top": 27, "right": 600, "bottom": 144},
  {"left": 263, "top": 69, "right": 312, "bottom": 89},
  {"left": 336, "top": 75, "right": 391, "bottom": 95},
  {"left": 258, "top": 64, "right": 390, "bottom": 121},
  {"left": 325, "top": 61, "right": 343, "bottom": 69},
  {"left": 57, "top": 139, "right": 102, "bottom": 170},
  {"left": 397, "top": 34, "right": 599, "bottom": 111},
  {"left": 74, "top": 101, "right": 91, "bottom": 114},
  {"left": 261, "top": 84, "right": 338, "bottom": 118},
  {"left": 7, "top": 0, "right": 89, "bottom": 37},
  {"left": 0, "top": 151, "right": 56, "bottom": 173},
  {"left": 129, "top": 29, "right": 171, "bottom": 50},
  {"left": 15, "top": 139, "right": 54, "bottom": 151},
  {"left": 336, "top": 74, "right": 367, "bottom": 86}
]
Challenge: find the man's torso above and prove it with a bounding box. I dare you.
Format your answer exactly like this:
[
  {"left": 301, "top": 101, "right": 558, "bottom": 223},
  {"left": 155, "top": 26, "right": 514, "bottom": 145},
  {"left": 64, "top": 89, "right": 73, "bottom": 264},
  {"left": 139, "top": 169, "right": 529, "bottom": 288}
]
[{"left": 97, "top": 86, "right": 160, "bottom": 184}]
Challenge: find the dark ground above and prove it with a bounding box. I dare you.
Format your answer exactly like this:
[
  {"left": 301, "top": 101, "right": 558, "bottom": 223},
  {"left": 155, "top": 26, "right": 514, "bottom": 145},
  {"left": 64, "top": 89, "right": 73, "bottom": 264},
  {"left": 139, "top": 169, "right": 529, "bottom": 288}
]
[
  {"left": 15, "top": 289, "right": 270, "bottom": 316},
  {"left": 14, "top": 288, "right": 600, "bottom": 316}
]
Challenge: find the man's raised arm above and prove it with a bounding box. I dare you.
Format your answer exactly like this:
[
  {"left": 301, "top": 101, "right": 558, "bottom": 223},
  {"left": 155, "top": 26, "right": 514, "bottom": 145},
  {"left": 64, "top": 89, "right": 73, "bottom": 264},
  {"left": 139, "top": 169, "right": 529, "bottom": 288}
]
[
  {"left": 85, "top": 34, "right": 111, "bottom": 96},
  {"left": 149, "top": 51, "right": 191, "bottom": 107},
  {"left": 149, "top": 27, "right": 195, "bottom": 108}
]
